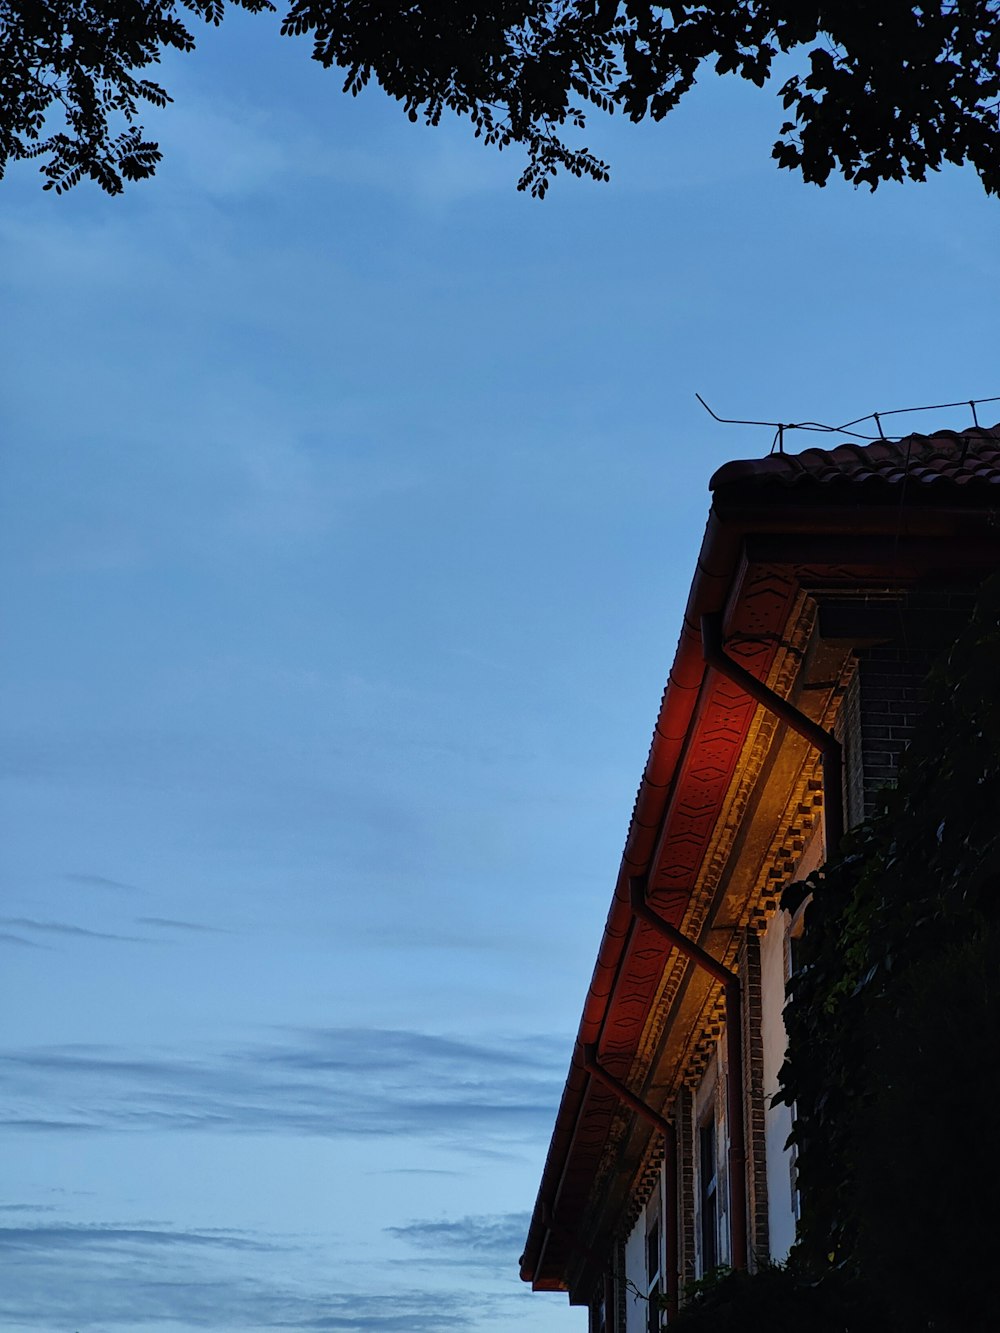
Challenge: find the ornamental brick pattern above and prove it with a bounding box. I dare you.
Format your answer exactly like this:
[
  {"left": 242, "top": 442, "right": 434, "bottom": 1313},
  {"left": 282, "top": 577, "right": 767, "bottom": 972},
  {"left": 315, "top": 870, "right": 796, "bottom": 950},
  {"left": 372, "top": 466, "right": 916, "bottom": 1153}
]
[
  {"left": 737, "top": 929, "right": 770, "bottom": 1268},
  {"left": 674, "top": 1088, "right": 696, "bottom": 1298}
]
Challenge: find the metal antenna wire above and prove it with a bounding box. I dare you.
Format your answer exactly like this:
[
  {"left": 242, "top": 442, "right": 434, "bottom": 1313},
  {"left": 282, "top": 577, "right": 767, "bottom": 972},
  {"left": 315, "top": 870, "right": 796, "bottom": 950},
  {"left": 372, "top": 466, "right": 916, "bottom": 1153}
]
[{"left": 695, "top": 393, "right": 1000, "bottom": 446}]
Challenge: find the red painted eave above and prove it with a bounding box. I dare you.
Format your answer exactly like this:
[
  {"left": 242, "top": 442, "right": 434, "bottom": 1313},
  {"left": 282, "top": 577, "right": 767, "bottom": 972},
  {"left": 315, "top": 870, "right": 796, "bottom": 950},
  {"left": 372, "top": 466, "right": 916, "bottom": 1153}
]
[
  {"left": 520, "top": 427, "right": 1000, "bottom": 1294},
  {"left": 520, "top": 507, "right": 745, "bottom": 1290}
]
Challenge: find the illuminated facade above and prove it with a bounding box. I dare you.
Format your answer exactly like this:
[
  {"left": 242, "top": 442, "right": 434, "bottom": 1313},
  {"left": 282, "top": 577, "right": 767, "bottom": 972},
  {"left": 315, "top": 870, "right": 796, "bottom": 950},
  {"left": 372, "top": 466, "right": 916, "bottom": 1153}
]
[{"left": 519, "top": 428, "right": 1000, "bottom": 1330}]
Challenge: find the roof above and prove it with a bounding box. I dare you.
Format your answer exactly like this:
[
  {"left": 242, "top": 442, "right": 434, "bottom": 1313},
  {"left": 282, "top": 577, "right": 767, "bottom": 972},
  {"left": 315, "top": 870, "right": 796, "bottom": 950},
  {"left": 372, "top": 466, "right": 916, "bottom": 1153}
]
[
  {"left": 710, "top": 425, "right": 1000, "bottom": 492},
  {"left": 521, "top": 425, "right": 1000, "bottom": 1299}
]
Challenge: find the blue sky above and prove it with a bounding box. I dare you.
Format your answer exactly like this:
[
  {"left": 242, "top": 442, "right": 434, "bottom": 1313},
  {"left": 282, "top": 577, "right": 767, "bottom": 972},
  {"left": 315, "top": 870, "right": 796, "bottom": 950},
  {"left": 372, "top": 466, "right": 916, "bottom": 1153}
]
[{"left": 2, "top": 9, "right": 999, "bottom": 1332}]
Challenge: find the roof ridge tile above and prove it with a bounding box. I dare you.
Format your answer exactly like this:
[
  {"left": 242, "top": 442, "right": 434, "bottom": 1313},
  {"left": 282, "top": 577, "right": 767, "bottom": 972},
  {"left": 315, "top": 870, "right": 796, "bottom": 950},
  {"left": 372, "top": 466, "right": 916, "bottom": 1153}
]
[{"left": 709, "top": 423, "right": 1000, "bottom": 493}]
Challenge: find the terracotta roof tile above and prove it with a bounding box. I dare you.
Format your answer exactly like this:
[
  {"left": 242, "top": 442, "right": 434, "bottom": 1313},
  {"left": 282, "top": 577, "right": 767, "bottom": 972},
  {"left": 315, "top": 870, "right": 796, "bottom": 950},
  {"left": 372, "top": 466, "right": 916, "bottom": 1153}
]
[{"left": 710, "top": 425, "right": 1000, "bottom": 493}]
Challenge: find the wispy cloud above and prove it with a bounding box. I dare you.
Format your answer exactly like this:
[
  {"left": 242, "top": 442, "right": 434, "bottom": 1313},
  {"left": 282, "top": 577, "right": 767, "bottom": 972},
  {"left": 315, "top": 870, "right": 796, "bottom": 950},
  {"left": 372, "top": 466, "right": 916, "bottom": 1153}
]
[
  {"left": 0, "top": 1223, "right": 276, "bottom": 1253},
  {"left": 0, "top": 1218, "right": 475, "bottom": 1330},
  {"left": 386, "top": 1213, "right": 531, "bottom": 1268},
  {"left": 3, "top": 1120, "right": 107, "bottom": 1135},
  {"left": 136, "top": 916, "right": 229, "bottom": 934},
  {"left": 65, "top": 872, "right": 142, "bottom": 893},
  {"left": 276, "top": 1300, "right": 471, "bottom": 1333},
  {"left": 0, "top": 917, "right": 150, "bottom": 944},
  {"left": 162, "top": 72, "right": 509, "bottom": 212},
  {"left": 370, "top": 1167, "right": 462, "bottom": 1178},
  {"left": 0, "top": 1028, "right": 564, "bottom": 1151},
  {"left": 0, "top": 931, "right": 49, "bottom": 949}
]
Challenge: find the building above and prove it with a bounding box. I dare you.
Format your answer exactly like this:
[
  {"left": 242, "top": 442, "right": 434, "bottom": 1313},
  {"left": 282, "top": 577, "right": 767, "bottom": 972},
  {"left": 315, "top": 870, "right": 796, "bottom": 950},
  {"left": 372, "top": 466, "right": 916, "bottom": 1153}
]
[{"left": 519, "top": 427, "right": 1000, "bottom": 1331}]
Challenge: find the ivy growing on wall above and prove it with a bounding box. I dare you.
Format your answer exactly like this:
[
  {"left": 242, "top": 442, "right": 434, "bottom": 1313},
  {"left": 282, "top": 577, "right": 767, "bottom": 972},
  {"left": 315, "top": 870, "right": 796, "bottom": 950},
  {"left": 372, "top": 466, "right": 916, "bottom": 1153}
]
[{"left": 777, "top": 572, "right": 1000, "bottom": 1332}]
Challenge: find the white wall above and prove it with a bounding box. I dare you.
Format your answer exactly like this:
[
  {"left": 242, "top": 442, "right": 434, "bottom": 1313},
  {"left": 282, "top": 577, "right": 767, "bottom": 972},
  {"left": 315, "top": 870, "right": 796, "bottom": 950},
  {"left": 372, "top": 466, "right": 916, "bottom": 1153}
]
[
  {"left": 624, "top": 1201, "right": 648, "bottom": 1333},
  {"left": 622, "top": 1169, "right": 666, "bottom": 1333},
  {"left": 760, "top": 829, "right": 823, "bottom": 1260},
  {"left": 760, "top": 905, "right": 796, "bottom": 1260}
]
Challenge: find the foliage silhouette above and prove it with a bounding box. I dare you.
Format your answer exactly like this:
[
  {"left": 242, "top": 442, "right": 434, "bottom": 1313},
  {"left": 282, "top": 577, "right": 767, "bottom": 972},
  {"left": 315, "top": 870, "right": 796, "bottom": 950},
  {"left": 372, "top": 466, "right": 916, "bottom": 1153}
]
[
  {"left": 778, "top": 572, "right": 1000, "bottom": 1332},
  {"left": 666, "top": 1261, "right": 878, "bottom": 1333},
  {"left": 3, "top": 2, "right": 1000, "bottom": 196}
]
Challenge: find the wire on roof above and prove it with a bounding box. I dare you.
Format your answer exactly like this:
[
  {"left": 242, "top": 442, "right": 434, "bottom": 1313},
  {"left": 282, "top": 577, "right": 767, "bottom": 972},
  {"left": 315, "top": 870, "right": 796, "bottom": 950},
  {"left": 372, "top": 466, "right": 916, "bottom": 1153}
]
[{"left": 694, "top": 393, "right": 1000, "bottom": 452}]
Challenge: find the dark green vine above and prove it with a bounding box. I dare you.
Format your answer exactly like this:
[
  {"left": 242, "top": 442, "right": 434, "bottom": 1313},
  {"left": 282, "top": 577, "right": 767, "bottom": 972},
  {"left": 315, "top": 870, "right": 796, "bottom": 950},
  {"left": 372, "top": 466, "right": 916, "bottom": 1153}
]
[
  {"left": 776, "top": 572, "right": 1000, "bottom": 1331},
  {"left": 665, "top": 1260, "right": 879, "bottom": 1333}
]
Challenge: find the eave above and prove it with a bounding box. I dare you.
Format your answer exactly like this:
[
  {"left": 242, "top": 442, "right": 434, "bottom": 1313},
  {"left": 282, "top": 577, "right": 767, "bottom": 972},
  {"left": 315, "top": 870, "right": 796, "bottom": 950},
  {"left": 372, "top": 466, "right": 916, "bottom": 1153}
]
[{"left": 521, "top": 454, "right": 1000, "bottom": 1299}]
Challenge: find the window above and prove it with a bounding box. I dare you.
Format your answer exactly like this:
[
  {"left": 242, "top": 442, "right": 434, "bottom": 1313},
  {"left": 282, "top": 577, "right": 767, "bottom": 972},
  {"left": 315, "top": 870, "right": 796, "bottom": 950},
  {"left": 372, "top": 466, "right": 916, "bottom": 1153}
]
[
  {"left": 592, "top": 1269, "right": 617, "bottom": 1333},
  {"left": 699, "top": 1117, "right": 719, "bottom": 1274},
  {"left": 646, "top": 1214, "right": 661, "bottom": 1333},
  {"left": 592, "top": 1290, "right": 606, "bottom": 1333}
]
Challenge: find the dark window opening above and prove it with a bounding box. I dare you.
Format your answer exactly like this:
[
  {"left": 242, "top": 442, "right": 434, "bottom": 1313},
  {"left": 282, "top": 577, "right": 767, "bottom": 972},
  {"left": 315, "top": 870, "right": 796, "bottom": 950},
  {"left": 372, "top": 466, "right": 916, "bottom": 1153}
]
[
  {"left": 592, "top": 1290, "right": 606, "bottom": 1333},
  {"left": 646, "top": 1216, "right": 661, "bottom": 1333},
  {"left": 647, "top": 1279, "right": 660, "bottom": 1333},
  {"left": 699, "top": 1118, "right": 718, "bottom": 1274}
]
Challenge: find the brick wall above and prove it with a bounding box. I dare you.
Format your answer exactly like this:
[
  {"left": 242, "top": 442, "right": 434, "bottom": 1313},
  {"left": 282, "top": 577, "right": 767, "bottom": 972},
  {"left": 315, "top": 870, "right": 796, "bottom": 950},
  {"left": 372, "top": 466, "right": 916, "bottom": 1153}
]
[
  {"left": 837, "top": 591, "right": 978, "bottom": 824},
  {"left": 614, "top": 1240, "right": 627, "bottom": 1333},
  {"left": 674, "top": 1088, "right": 696, "bottom": 1297},
  {"left": 851, "top": 646, "right": 935, "bottom": 819},
  {"left": 737, "top": 929, "right": 770, "bottom": 1267}
]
